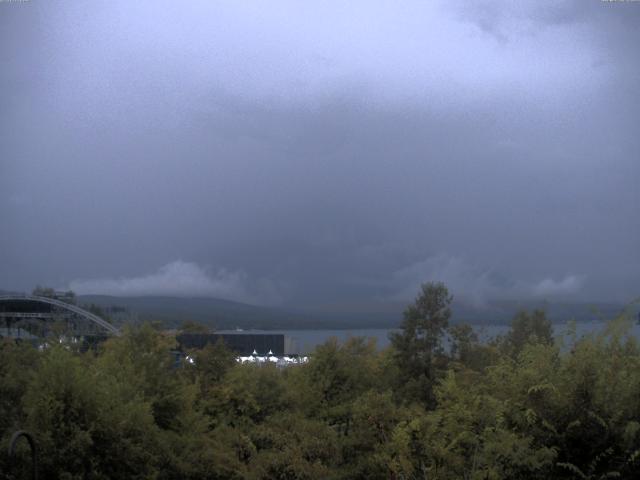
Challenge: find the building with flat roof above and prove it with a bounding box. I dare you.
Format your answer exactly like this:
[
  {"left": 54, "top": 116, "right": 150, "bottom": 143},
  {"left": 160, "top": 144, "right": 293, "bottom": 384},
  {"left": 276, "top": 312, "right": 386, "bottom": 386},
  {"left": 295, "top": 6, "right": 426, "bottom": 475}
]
[{"left": 176, "top": 332, "right": 299, "bottom": 356}]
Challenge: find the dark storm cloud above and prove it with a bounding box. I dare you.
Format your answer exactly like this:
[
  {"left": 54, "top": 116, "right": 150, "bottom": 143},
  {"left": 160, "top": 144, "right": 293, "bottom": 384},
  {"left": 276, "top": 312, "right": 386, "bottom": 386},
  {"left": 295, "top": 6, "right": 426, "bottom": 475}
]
[{"left": 1, "top": 0, "right": 638, "bottom": 307}]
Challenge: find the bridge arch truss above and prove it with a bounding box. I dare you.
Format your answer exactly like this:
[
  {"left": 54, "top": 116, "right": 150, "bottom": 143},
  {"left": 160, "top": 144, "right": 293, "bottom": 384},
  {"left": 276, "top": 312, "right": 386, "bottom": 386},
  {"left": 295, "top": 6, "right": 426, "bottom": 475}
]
[{"left": 0, "top": 294, "right": 120, "bottom": 337}]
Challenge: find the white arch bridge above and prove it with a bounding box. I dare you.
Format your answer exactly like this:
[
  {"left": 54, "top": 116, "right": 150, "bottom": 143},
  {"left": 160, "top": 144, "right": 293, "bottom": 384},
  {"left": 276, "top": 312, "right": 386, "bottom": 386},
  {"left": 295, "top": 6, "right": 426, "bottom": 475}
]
[{"left": 0, "top": 294, "right": 120, "bottom": 336}]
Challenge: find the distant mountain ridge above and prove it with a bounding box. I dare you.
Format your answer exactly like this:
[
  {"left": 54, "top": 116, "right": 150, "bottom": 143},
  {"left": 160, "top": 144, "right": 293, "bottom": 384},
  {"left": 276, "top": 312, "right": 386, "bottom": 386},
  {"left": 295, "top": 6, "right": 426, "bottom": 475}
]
[
  {"left": 77, "top": 294, "right": 315, "bottom": 330},
  {"left": 74, "top": 294, "right": 632, "bottom": 330},
  {"left": 1, "top": 289, "right": 630, "bottom": 329}
]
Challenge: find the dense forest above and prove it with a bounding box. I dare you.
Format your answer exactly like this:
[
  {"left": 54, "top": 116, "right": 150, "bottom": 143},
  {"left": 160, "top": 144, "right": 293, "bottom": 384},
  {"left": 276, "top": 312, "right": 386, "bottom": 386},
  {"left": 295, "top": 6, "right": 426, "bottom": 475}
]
[{"left": 1, "top": 283, "right": 639, "bottom": 479}]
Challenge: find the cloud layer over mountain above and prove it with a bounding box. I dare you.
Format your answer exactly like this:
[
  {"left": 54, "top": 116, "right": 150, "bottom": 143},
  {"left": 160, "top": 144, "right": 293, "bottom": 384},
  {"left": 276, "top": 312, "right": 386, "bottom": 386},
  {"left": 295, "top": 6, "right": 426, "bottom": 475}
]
[{"left": 2, "top": 1, "right": 638, "bottom": 307}]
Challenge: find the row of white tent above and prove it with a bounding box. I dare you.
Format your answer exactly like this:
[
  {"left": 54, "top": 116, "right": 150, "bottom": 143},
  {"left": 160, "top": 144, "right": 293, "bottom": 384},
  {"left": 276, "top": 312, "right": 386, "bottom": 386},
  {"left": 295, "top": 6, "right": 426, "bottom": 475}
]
[{"left": 237, "top": 349, "right": 309, "bottom": 365}]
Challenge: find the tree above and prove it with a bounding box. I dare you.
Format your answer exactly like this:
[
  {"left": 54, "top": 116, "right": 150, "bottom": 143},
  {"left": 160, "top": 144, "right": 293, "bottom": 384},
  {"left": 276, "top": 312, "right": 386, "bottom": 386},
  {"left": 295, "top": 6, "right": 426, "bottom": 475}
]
[
  {"left": 32, "top": 286, "right": 76, "bottom": 304},
  {"left": 448, "top": 323, "right": 477, "bottom": 364},
  {"left": 32, "top": 285, "right": 55, "bottom": 298},
  {"left": 390, "top": 281, "right": 452, "bottom": 407},
  {"left": 0, "top": 340, "right": 40, "bottom": 478},
  {"left": 247, "top": 413, "right": 339, "bottom": 480},
  {"left": 501, "top": 309, "right": 553, "bottom": 357},
  {"left": 190, "top": 338, "right": 237, "bottom": 392},
  {"left": 180, "top": 320, "right": 211, "bottom": 334},
  {"left": 23, "top": 346, "right": 160, "bottom": 478},
  {"left": 448, "top": 323, "right": 500, "bottom": 372}
]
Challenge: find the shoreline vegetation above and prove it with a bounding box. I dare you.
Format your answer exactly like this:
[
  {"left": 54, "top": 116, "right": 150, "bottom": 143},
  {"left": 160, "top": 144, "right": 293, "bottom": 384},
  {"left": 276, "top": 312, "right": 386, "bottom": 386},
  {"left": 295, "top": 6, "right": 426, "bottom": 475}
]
[{"left": 1, "top": 282, "right": 639, "bottom": 478}]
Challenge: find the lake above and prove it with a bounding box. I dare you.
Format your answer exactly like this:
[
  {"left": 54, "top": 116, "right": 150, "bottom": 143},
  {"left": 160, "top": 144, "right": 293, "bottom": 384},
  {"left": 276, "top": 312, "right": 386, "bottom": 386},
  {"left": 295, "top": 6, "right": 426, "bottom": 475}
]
[{"left": 221, "top": 320, "right": 640, "bottom": 354}]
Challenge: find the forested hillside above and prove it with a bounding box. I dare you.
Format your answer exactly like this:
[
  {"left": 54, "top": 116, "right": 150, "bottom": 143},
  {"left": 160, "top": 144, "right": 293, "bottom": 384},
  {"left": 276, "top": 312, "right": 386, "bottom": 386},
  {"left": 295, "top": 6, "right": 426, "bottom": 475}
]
[
  {"left": 76, "top": 294, "right": 628, "bottom": 330},
  {"left": 1, "top": 283, "right": 639, "bottom": 479}
]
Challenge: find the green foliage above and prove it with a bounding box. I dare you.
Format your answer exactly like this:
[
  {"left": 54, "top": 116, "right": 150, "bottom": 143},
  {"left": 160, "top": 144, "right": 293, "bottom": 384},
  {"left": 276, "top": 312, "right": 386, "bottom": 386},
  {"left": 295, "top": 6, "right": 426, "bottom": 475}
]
[
  {"left": 32, "top": 286, "right": 76, "bottom": 304},
  {"left": 448, "top": 322, "right": 500, "bottom": 372},
  {"left": 498, "top": 309, "right": 554, "bottom": 357},
  {"left": 247, "top": 413, "right": 339, "bottom": 480},
  {"left": 23, "top": 346, "right": 159, "bottom": 478},
  {"left": 0, "top": 340, "right": 40, "bottom": 477},
  {"left": 2, "top": 294, "right": 640, "bottom": 479},
  {"left": 390, "top": 281, "right": 453, "bottom": 406},
  {"left": 180, "top": 320, "right": 211, "bottom": 334},
  {"left": 188, "top": 338, "right": 237, "bottom": 391}
]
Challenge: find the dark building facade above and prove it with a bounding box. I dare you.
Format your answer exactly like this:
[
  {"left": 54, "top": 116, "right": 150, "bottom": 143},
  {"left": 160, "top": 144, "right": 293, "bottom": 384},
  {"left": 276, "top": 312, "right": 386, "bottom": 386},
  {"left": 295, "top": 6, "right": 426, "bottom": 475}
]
[{"left": 177, "top": 333, "right": 290, "bottom": 356}]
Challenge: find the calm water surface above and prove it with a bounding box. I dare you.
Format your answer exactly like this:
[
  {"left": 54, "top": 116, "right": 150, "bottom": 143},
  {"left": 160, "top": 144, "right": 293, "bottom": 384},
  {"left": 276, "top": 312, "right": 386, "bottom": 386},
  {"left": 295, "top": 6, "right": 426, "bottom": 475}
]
[{"left": 223, "top": 321, "right": 640, "bottom": 354}]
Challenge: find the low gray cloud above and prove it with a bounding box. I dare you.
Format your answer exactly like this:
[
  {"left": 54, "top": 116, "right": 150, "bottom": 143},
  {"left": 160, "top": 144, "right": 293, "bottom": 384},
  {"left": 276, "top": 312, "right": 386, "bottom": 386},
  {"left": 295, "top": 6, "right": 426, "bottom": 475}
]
[
  {"left": 388, "top": 254, "right": 587, "bottom": 307},
  {"left": 532, "top": 275, "right": 585, "bottom": 298},
  {"left": 452, "top": 0, "right": 596, "bottom": 43},
  {"left": 388, "top": 254, "right": 502, "bottom": 306},
  {"left": 1, "top": 0, "right": 638, "bottom": 309},
  {"left": 67, "top": 261, "right": 284, "bottom": 306}
]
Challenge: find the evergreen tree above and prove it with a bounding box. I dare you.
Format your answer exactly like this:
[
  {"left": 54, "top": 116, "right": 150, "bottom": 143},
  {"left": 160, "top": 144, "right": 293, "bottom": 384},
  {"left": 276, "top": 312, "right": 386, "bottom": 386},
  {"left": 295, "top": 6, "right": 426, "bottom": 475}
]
[{"left": 390, "top": 281, "right": 452, "bottom": 407}]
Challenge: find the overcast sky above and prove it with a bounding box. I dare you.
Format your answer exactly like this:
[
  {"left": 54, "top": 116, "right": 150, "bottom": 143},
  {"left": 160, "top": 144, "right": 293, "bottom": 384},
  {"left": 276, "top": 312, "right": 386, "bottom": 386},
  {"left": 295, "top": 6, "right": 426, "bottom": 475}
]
[{"left": 1, "top": 0, "right": 638, "bottom": 307}]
